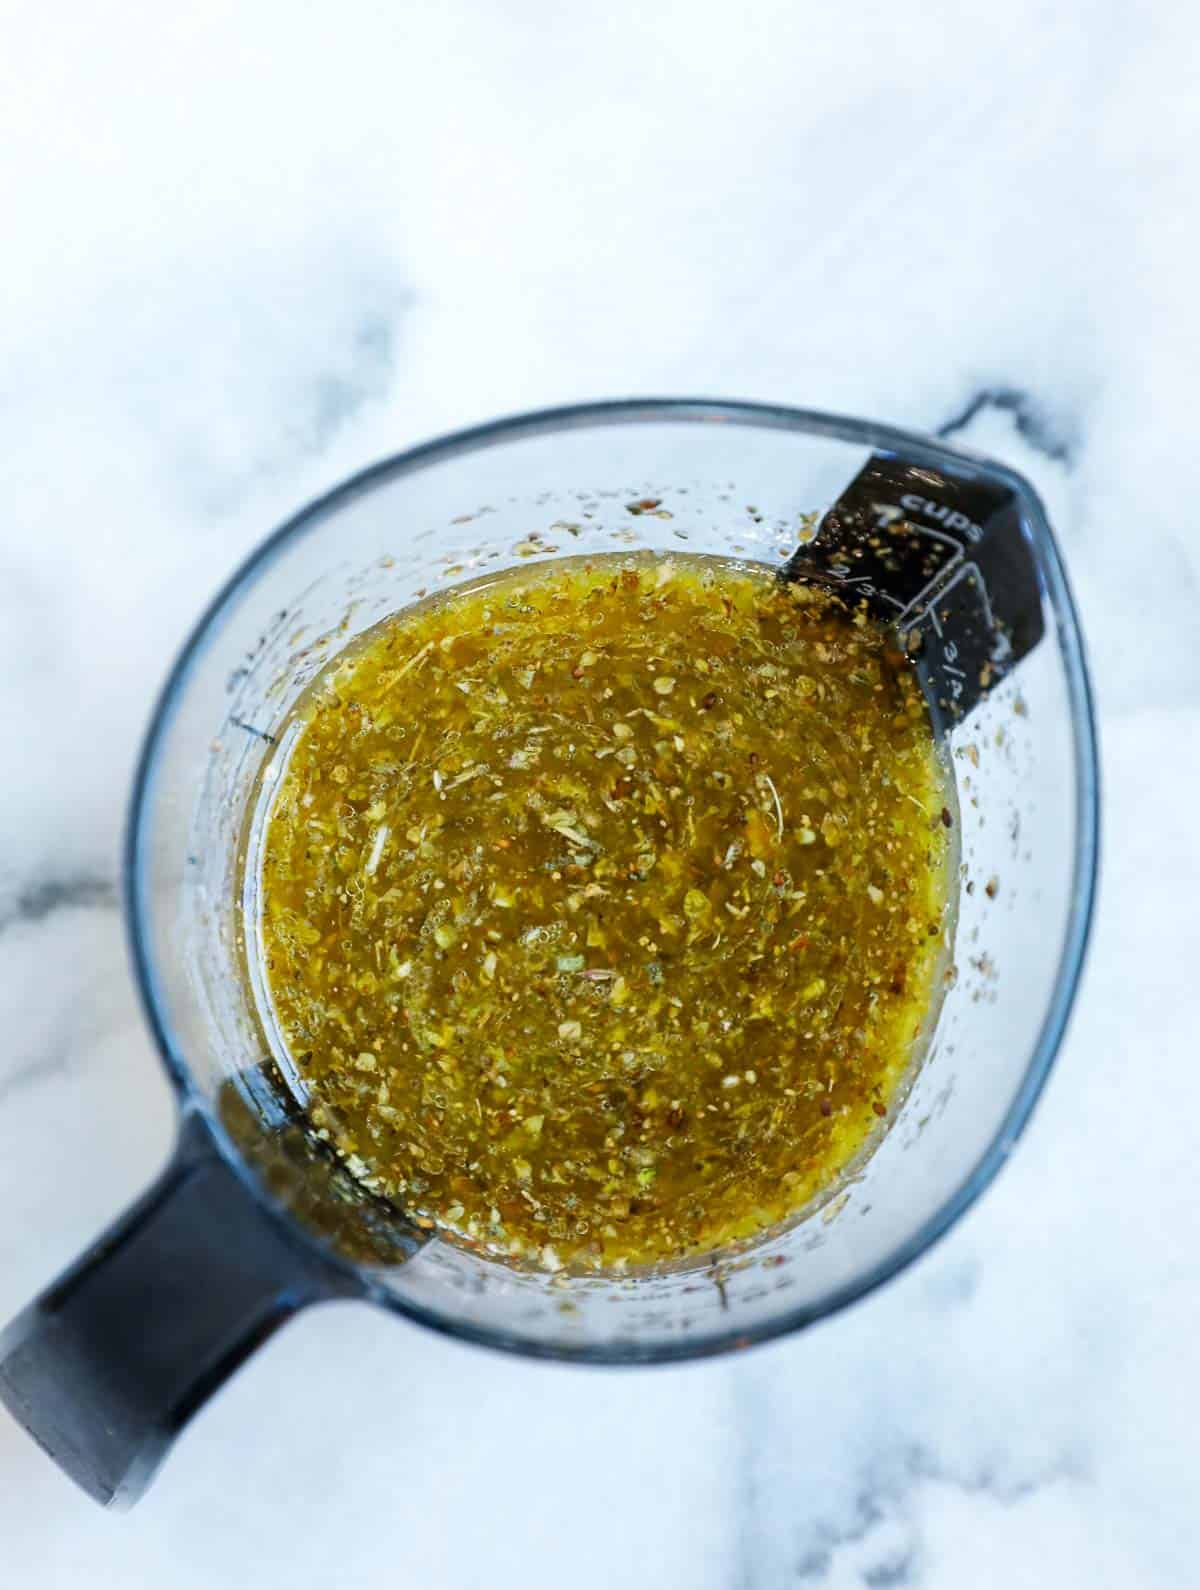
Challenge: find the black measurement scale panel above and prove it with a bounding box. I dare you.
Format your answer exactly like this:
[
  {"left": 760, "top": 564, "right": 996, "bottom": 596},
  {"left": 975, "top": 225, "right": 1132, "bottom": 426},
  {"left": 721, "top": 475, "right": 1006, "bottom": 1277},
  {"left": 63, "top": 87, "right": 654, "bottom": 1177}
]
[{"left": 782, "top": 454, "right": 1045, "bottom": 734}]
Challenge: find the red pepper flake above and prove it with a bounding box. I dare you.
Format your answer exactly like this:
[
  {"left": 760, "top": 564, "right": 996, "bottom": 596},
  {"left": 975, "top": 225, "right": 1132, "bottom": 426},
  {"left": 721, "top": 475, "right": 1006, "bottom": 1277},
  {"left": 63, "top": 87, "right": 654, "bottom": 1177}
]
[
  {"left": 626, "top": 497, "right": 662, "bottom": 516},
  {"left": 940, "top": 806, "right": 953, "bottom": 828},
  {"left": 701, "top": 691, "right": 718, "bottom": 710},
  {"left": 819, "top": 1097, "right": 833, "bottom": 1117},
  {"left": 872, "top": 1101, "right": 887, "bottom": 1118}
]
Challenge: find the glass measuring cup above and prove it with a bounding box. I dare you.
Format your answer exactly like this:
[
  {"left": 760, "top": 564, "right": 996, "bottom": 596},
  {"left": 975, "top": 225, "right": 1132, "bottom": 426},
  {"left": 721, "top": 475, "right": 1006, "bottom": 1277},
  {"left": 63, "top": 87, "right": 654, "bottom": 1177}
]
[{"left": 0, "top": 400, "right": 1098, "bottom": 1507}]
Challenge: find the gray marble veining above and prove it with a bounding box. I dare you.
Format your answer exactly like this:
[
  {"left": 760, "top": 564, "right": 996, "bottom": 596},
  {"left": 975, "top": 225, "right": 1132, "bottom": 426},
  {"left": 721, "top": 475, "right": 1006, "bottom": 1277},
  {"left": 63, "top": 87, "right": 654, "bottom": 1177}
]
[{"left": 1, "top": 2, "right": 1197, "bottom": 1584}]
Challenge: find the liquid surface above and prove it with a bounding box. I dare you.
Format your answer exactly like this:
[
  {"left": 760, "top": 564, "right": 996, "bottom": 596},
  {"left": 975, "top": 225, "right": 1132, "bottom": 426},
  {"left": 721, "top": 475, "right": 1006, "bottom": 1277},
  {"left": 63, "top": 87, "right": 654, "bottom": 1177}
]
[{"left": 257, "top": 555, "right": 951, "bottom": 1271}]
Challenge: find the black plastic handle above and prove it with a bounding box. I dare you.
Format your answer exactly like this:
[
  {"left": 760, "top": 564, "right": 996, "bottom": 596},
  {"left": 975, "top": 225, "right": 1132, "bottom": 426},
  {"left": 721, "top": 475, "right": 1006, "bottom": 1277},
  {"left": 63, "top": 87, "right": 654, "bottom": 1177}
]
[{"left": 0, "top": 1109, "right": 354, "bottom": 1507}]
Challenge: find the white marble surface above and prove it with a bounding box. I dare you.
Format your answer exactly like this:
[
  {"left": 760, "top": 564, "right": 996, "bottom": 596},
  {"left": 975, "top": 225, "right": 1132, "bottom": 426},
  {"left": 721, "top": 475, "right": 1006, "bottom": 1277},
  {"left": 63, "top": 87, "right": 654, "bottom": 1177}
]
[{"left": 1, "top": 3, "right": 1197, "bottom": 1584}]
